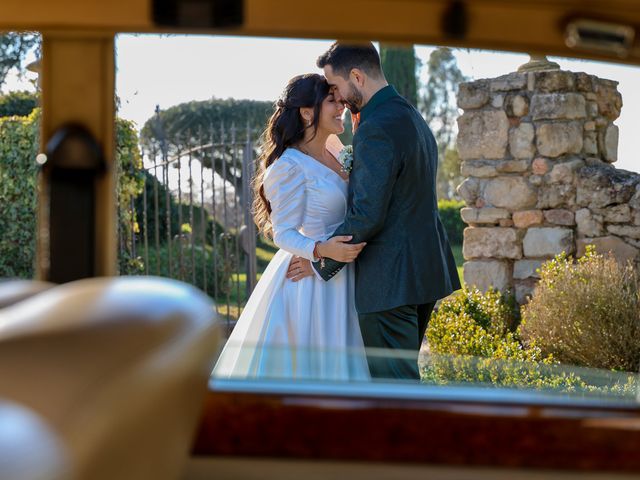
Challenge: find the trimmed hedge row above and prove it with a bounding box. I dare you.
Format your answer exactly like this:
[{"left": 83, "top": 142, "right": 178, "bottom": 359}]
[{"left": 0, "top": 110, "right": 39, "bottom": 277}]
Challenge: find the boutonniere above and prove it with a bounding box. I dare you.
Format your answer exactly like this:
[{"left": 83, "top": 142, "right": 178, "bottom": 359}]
[{"left": 338, "top": 145, "right": 354, "bottom": 175}]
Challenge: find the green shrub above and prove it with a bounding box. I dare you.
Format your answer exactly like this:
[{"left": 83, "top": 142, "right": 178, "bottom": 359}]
[
  {"left": 0, "top": 91, "right": 38, "bottom": 118},
  {"left": 144, "top": 238, "right": 231, "bottom": 299},
  {"left": 116, "top": 117, "right": 145, "bottom": 274},
  {"left": 437, "top": 199, "right": 464, "bottom": 245},
  {"left": 520, "top": 246, "right": 640, "bottom": 372},
  {"left": 0, "top": 109, "right": 39, "bottom": 277},
  {"left": 427, "top": 287, "right": 531, "bottom": 360},
  {"left": 421, "top": 287, "right": 589, "bottom": 390}
]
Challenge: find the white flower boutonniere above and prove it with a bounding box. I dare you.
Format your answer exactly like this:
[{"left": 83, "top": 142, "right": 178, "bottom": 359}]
[{"left": 338, "top": 145, "right": 354, "bottom": 175}]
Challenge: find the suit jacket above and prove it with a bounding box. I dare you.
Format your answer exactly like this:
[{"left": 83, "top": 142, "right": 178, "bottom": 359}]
[{"left": 314, "top": 85, "right": 461, "bottom": 314}]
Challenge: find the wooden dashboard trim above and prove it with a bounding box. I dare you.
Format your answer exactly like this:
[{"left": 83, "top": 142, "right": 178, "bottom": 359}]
[{"left": 192, "top": 381, "right": 640, "bottom": 472}]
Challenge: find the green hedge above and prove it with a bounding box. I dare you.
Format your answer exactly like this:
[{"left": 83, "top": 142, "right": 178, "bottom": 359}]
[
  {"left": 0, "top": 91, "right": 38, "bottom": 118},
  {"left": 438, "top": 199, "right": 464, "bottom": 245},
  {"left": 0, "top": 110, "right": 39, "bottom": 277}
]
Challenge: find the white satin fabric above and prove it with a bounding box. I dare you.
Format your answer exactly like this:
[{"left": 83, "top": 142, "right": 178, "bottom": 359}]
[{"left": 214, "top": 148, "right": 370, "bottom": 381}]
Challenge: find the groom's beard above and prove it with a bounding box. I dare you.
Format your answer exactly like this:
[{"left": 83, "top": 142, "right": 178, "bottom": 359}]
[{"left": 344, "top": 82, "right": 364, "bottom": 114}]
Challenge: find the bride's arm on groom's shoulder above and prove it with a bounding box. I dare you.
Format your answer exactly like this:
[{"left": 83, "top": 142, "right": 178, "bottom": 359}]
[
  {"left": 313, "top": 123, "right": 399, "bottom": 281},
  {"left": 263, "top": 157, "right": 317, "bottom": 261}
]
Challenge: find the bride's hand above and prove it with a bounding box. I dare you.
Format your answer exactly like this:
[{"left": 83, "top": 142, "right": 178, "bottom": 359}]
[
  {"left": 286, "top": 256, "right": 314, "bottom": 282},
  {"left": 317, "top": 236, "right": 366, "bottom": 263}
]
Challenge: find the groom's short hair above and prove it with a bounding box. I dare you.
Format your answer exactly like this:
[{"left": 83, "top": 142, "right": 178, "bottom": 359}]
[{"left": 317, "top": 41, "right": 383, "bottom": 79}]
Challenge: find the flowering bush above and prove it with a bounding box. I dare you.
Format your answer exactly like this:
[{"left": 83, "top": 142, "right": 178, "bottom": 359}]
[{"left": 520, "top": 246, "right": 640, "bottom": 372}]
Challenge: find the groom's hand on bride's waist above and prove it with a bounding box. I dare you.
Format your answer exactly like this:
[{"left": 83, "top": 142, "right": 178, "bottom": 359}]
[{"left": 286, "top": 256, "right": 315, "bottom": 282}]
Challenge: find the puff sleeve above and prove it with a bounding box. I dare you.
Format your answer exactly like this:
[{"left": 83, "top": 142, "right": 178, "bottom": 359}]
[{"left": 263, "top": 156, "right": 317, "bottom": 261}]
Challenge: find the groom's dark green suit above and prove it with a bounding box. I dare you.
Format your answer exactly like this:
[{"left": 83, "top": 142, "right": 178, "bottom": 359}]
[{"left": 313, "top": 85, "right": 461, "bottom": 380}]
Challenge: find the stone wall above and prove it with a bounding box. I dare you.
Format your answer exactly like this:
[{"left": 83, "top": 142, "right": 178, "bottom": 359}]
[{"left": 456, "top": 69, "right": 640, "bottom": 303}]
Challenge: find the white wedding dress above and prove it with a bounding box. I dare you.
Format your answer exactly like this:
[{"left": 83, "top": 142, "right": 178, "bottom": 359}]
[{"left": 214, "top": 147, "right": 370, "bottom": 381}]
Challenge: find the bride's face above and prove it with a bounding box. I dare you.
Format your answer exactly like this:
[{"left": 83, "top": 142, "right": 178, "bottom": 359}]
[{"left": 318, "top": 92, "right": 345, "bottom": 135}]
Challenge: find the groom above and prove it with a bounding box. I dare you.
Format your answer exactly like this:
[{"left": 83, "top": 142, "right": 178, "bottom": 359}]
[{"left": 291, "top": 41, "right": 461, "bottom": 380}]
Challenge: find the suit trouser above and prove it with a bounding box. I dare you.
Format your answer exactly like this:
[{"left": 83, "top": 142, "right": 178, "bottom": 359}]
[{"left": 358, "top": 302, "right": 436, "bottom": 380}]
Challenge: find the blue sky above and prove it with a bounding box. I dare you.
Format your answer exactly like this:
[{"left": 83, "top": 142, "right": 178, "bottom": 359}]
[{"left": 6, "top": 34, "right": 640, "bottom": 173}]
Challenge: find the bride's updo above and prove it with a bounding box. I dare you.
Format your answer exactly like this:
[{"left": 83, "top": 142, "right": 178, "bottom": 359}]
[{"left": 253, "top": 73, "right": 331, "bottom": 237}]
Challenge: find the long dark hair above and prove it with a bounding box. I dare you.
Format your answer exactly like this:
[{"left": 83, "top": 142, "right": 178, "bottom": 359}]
[{"left": 253, "top": 73, "right": 330, "bottom": 237}]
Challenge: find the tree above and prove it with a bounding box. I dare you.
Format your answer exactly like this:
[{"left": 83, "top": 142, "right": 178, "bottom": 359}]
[
  {"left": 380, "top": 44, "right": 418, "bottom": 107},
  {"left": 140, "top": 98, "right": 273, "bottom": 199},
  {"left": 419, "top": 47, "right": 468, "bottom": 199},
  {"left": 0, "top": 33, "right": 39, "bottom": 89}
]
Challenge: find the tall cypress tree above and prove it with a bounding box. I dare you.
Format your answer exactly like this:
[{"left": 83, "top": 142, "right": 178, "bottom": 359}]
[
  {"left": 379, "top": 44, "right": 418, "bottom": 107},
  {"left": 420, "top": 47, "right": 468, "bottom": 199}
]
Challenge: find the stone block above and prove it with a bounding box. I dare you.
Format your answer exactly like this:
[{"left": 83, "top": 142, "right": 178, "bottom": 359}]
[
  {"left": 492, "top": 95, "right": 504, "bottom": 108},
  {"left": 461, "top": 160, "right": 498, "bottom": 178},
  {"left": 457, "top": 110, "right": 509, "bottom": 160},
  {"left": 461, "top": 207, "right": 510, "bottom": 225},
  {"left": 595, "top": 81, "right": 623, "bottom": 120},
  {"left": 544, "top": 209, "right": 575, "bottom": 226},
  {"left": 531, "top": 93, "right": 586, "bottom": 120},
  {"left": 577, "top": 236, "right": 639, "bottom": 264},
  {"left": 514, "top": 259, "right": 544, "bottom": 279},
  {"left": 575, "top": 73, "right": 595, "bottom": 92},
  {"left": 537, "top": 184, "right": 576, "bottom": 209},
  {"left": 529, "top": 175, "right": 543, "bottom": 186},
  {"left": 607, "top": 225, "right": 640, "bottom": 239},
  {"left": 496, "top": 159, "right": 530, "bottom": 173},
  {"left": 595, "top": 204, "right": 631, "bottom": 223},
  {"left": 576, "top": 208, "right": 604, "bottom": 237},
  {"left": 536, "top": 122, "right": 583, "bottom": 157},
  {"left": 547, "top": 159, "right": 584, "bottom": 184},
  {"left": 490, "top": 73, "right": 527, "bottom": 91},
  {"left": 484, "top": 177, "right": 537, "bottom": 209},
  {"left": 513, "top": 210, "right": 544, "bottom": 228},
  {"left": 506, "top": 94, "right": 529, "bottom": 117},
  {"left": 532, "top": 158, "right": 550, "bottom": 175},
  {"left": 523, "top": 227, "right": 574, "bottom": 257},
  {"left": 457, "top": 177, "right": 481, "bottom": 206},
  {"left": 584, "top": 131, "right": 598, "bottom": 155},
  {"left": 509, "top": 123, "right": 535, "bottom": 159},
  {"left": 457, "top": 81, "right": 490, "bottom": 109},
  {"left": 532, "top": 70, "right": 575, "bottom": 92},
  {"left": 463, "top": 227, "right": 522, "bottom": 259},
  {"left": 576, "top": 165, "right": 638, "bottom": 208},
  {"left": 601, "top": 124, "right": 619, "bottom": 163},
  {"left": 630, "top": 185, "right": 640, "bottom": 210},
  {"left": 463, "top": 260, "right": 512, "bottom": 292}
]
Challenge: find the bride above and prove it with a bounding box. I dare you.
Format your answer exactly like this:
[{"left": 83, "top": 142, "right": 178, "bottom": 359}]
[{"left": 214, "top": 73, "right": 370, "bottom": 381}]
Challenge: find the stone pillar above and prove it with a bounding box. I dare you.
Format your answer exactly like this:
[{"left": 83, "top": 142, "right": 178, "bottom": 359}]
[{"left": 457, "top": 69, "right": 640, "bottom": 303}]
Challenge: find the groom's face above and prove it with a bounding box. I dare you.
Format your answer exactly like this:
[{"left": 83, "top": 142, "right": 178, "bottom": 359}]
[{"left": 323, "top": 65, "right": 363, "bottom": 114}]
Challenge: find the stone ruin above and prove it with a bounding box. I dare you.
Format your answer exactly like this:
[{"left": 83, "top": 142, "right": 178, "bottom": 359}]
[{"left": 456, "top": 68, "right": 640, "bottom": 303}]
